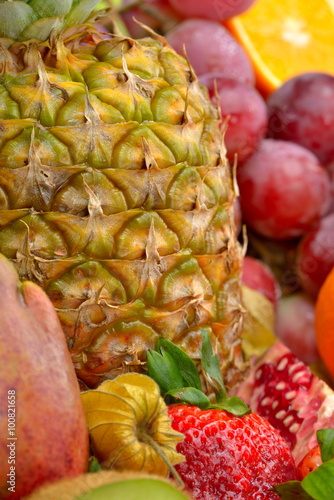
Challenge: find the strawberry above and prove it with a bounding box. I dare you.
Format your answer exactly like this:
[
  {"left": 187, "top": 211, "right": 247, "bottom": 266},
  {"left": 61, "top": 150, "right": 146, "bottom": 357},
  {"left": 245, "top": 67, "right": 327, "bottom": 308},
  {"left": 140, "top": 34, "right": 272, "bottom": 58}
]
[
  {"left": 147, "top": 333, "right": 297, "bottom": 500},
  {"left": 168, "top": 405, "right": 297, "bottom": 500},
  {"left": 297, "top": 444, "right": 322, "bottom": 479}
]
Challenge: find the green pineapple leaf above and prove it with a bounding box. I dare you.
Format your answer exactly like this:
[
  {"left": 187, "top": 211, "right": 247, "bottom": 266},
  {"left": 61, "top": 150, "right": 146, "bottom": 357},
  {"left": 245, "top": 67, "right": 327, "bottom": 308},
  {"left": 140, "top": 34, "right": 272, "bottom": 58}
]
[{"left": 317, "top": 428, "right": 334, "bottom": 462}]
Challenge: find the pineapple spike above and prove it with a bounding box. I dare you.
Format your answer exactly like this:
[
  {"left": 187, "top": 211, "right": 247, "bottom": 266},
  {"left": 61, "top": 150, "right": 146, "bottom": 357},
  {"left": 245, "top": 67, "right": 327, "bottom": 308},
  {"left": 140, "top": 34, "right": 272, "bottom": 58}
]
[
  {"left": 232, "top": 154, "right": 240, "bottom": 198},
  {"left": 141, "top": 137, "right": 160, "bottom": 171},
  {"left": 105, "top": 15, "right": 127, "bottom": 37},
  {"left": 240, "top": 224, "right": 248, "bottom": 259},
  {"left": 22, "top": 41, "right": 41, "bottom": 73},
  {"left": 213, "top": 78, "right": 223, "bottom": 123},
  {"left": 16, "top": 220, "right": 44, "bottom": 283},
  {"left": 217, "top": 118, "right": 229, "bottom": 167},
  {"left": 83, "top": 178, "right": 104, "bottom": 217},
  {"left": 36, "top": 52, "right": 69, "bottom": 100},
  {"left": 121, "top": 50, "right": 154, "bottom": 100},
  {"left": 141, "top": 137, "right": 166, "bottom": 205},
  {"left": 84, "top": 85, "right": 101, "bottom": 125},
  {"left": 181, "top": 87, "right": 192, "bottom": 126},
  {"left": 135, "top": 217, "right": 166, "bottom": 299},
  {"left": 25, "top": 127, "right": 50, "bottom": 207},
  {"left": 145, "top": 218, "right": 162, "bottom": 266},
  {"left": 132, "top": 17, "right": 168, "bottom": 46},
  {"left": 72, "top": 283, "right": 113, "bottom": 344},
  {"left": 0, "top": 43, "right": 16, "bottom": 75},
  {"left": 182, "top": 44, "right": 199, "bottom": 84}
]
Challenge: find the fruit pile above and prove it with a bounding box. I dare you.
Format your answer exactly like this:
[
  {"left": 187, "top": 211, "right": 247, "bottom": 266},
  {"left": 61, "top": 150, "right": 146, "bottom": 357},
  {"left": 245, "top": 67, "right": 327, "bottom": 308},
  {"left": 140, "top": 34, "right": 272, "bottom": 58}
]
[{"left": 0, "top": 0, "right": 334, "bottom": 499}]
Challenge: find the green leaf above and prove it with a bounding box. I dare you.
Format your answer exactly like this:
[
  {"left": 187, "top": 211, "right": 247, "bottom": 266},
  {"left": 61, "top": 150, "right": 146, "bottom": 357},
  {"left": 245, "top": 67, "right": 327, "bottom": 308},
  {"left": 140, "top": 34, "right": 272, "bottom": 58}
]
[
  {"left": 64, "top": 0, "right": 101, "bottom": 26},
  {"left": 29, "top": 0, "right": 72, "bottom": 18},
  {"left": 317, "top": 428, "right": 334, "bottom": 462},
  {"left": 274, "top": 481, "right": 314, "bottom": 499},
  {"left": 156, "top": 338, "right": 202, "bottom": 391},
  {"left": 0, "top": 2, "right": 38, "bottom": 39},
  {"left": 214, "top": 397, "right": 251, "bottom": 416},
  {"left": 166, "top": 387, "right": 211, "bottom": 410},
  {"left": 200, "top": 329, "right": 226, "bottom": 402},
  {"left": 146, "top": 349, "right": 184, "bottom": 396},
  {"left": 302, "top": 460, "right": 334, "bottom": 500},
  {"left": 88, "top": 456, "right": 102, "bottom": 473}
]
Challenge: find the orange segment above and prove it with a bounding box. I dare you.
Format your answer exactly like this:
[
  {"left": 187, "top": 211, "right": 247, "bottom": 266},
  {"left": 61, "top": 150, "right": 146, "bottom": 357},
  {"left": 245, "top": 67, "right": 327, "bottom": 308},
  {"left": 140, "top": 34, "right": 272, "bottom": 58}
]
[{"left": 225, "top": 0, "right": 334, "bottom": 96}]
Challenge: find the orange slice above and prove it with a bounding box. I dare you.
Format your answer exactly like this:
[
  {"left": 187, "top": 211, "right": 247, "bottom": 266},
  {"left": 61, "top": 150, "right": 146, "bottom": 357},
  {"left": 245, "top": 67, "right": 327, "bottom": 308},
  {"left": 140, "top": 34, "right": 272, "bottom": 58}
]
[{"left": 225, "top": 0, "right": 334, "bottom": 96}]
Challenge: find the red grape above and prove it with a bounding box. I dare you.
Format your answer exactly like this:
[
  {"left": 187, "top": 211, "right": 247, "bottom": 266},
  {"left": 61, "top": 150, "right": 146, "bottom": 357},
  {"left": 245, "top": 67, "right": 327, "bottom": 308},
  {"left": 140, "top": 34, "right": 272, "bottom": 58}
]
[
  {"left": 168, "top": 0, "right": 256, "bottom": 21},
  {"left": 237, "top": 139, "right": 331, "bottom": 240},
  {"left": 201, "top": 77, "right": 268, "bottom": 163},
  {"left": 242, "top": 256, "right": 281, "bottom": 308},
  {"left": 325, "top": 161, "right": 334, "bottom": 214},
  {"left": 295, "top": 213, "right": 334, "bottom": 297},
  {"left": 120, "top": 0, "right": 181, "bottom": 39},
  {"left": 267, "top": 73, "right": 334, "bottom": 165},
  {"left": 275, "top": 293, "right": 319, "bottom": 365},
  {"left": 166, "top": 19, "right": 255, "bottom": 85}
]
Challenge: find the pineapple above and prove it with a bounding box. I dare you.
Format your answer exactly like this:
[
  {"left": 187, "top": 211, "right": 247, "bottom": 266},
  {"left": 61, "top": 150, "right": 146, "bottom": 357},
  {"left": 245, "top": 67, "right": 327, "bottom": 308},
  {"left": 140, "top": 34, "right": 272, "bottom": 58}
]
[{"left": 0, "top": 0, "right": 243, "bottom": 388}]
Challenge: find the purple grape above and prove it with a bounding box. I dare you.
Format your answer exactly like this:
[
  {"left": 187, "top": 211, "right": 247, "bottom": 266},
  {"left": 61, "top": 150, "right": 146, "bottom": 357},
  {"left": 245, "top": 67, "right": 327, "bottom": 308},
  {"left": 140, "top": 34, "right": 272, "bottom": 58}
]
[
  {"left": 168, "top": 0, "right": 256, "bottom": 21},
  {"left": 267, "top": 72, "right": 334, "bottom": 165},
  {"left": 237, "top": 139, "right": 331, "bottom": 240},
  {"left": 201, "top": 77, "right": 268, "bottom": 163},
  {"left": 166, "top": 19, "right": 255, "bottom": 85}
]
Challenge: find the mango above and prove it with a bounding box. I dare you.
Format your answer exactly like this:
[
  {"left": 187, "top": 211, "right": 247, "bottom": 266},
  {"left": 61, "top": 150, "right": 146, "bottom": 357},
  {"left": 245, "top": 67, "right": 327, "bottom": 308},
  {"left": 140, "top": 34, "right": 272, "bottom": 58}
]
[{"left": 0, "top": 255, "right": 89, "bottom": 499}]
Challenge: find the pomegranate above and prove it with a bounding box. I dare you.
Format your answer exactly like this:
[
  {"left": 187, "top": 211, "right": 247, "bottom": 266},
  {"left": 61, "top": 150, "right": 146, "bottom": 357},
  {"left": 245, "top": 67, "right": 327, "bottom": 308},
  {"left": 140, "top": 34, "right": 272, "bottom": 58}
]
[{"left": 235, "top": 341, "right": 334, "bottom": 465}]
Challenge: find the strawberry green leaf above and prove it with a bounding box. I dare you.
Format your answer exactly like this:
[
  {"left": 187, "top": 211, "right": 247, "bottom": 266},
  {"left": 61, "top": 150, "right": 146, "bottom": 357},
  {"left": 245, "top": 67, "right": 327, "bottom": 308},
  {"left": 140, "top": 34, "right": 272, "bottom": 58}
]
[
  {"left": 273, "top": 480, "right": 314, "bottom": 499},
  {"left": 200, "top": 329, "right": 226, "bottom": 402},
  {"left": 212, "top": 396, "right": 251, "bottom": 416},
  {"left": 166, "top": 387, "right": 211, "bottom": 410},
  {"left": 146, "top": 349, "right": 184, "bottom": 395},
  {"left": 301, "top": 460, "right": 334, "bottom": 499},
  {"left": 317, "top": 428, "right": 334, "bottom": 462},
  {"left": 155, "top": 338, "right": 202, "bottom": 391}
]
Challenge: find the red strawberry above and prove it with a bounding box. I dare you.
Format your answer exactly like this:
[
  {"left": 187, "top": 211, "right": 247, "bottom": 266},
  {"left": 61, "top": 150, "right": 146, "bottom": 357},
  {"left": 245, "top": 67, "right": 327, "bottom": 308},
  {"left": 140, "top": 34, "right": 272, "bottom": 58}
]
[
  {"left": 168, "top": 405, "right": 297, "bottom": 500},
  {"left": 297, "top": 444, "right": 322, "bottom": 479}
]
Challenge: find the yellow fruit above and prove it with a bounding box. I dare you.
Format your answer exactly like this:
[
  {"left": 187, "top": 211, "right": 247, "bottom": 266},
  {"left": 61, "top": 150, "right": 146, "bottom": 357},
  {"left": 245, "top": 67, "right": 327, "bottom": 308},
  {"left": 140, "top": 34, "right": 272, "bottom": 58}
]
[{"left": 81, "top": 373, "right": 184, "bottom": 474}]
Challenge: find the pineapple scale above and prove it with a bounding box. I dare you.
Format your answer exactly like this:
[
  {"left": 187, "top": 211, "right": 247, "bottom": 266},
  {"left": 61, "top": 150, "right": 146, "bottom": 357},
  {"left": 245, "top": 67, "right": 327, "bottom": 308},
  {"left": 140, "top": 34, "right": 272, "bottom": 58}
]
[{"left": 0, "top": 32, "right": 244, "bottom": 388}]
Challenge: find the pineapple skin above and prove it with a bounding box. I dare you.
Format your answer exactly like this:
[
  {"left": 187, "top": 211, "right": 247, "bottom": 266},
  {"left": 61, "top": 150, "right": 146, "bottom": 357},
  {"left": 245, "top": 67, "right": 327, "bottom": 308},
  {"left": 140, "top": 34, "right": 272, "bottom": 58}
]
[{"left": 0, "top": 30, "right": 244, "bottom": 387}]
